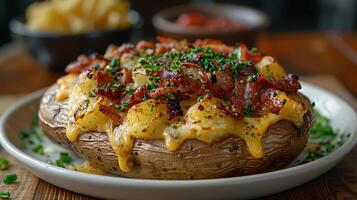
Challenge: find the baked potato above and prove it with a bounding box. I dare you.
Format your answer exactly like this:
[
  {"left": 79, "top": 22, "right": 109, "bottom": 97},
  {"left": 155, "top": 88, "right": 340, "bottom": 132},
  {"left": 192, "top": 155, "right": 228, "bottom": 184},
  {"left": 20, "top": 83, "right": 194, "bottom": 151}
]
[{"left": 39, "top": 38, "right": 314, "bottom": 179}]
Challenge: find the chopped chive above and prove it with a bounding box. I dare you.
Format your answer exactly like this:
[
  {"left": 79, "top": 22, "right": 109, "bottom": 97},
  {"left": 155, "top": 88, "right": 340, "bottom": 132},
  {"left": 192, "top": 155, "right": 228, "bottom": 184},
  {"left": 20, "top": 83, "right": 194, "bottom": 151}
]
[
  {"left": 124, "top": 86, "right": 133, "bottom": 94},
  {"left": 19, "top": 131, "right": 29, "bottom": 140},
  {"left": 121, "top": 101, "right": 129, "bottom": 107},
  {"left": 32, "top": 144, "right": 44, "bottom": 155},
  {"left": 0, "top": 157, "right": 10, "bottom": 170},
  {"left": 3, "top": 173, "right": 17, "bottom": 184},
  {"left": 0, "top": 192, "right": 10, "bottom": 199},
  {"left": 56, "top": 152, "right": 72, "bottom": 168},
  {"left": 243, "top": 104, "right": 253, "bottom": 117},
  {"left": 250, "top": 47, "right": 258, "bottom": 53}
]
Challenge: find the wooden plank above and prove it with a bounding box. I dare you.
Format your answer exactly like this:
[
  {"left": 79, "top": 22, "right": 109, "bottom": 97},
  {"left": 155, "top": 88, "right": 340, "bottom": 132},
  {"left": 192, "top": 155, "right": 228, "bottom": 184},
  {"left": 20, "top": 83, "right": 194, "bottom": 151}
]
[{"left": 0, "top": 151, "right": 38, "bottom": 200}]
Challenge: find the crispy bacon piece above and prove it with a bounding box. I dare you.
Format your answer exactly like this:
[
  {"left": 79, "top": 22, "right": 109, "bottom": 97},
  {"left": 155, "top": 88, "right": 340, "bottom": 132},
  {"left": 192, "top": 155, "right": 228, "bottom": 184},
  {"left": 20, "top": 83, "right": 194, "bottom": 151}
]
[
  {"left": 155, "top": 45, "right": 170, "bottom": 55},
  {"left": 112, "top": 44, "right": 136, "bottom": 59},
  {"left": 96, "top": 71, "right": 111, "bottom": 87},
  {"left": 147, "top": 78, "right": 202, "bottom": 99},
  {"left": 99, "top": 105, "right": 122, "bottom": 125},
  {"left": 204, "top": 70, "right": 234, "bottom": 98},
  {"left": 259, "top": 74, "right": 301, "bottom": 93},
  {"left": 238, "top": 43, "right": 263, "bottom": 64},
  {"left": 166, "top": 98, "right": 183, "bottom": 120},
  {"left": 156, "top": 36, "right": 178, "bottom": 46},
  {"left": 96, "top": 71, "right": 122, "bottom": 99},
  {"left": 136, "top": 40, "right": 154, "bottom": 50},
  {"left": 193, "top": 39, "right": 234, "bottom": 55},
  {"left": 121, "top": 68, "right": 133, "bottom": 85},
  {"left": 258, "top": 89, "right": 286, "bottom": 115},
  {"left": 157, "top": 69, "right": 181, "bottom": 80},
  {"left": 65, "top": 54, "right": 109, "bottom": 73},
  {"left": 125, "top": 86, "right": 148, "bottom": 106}
]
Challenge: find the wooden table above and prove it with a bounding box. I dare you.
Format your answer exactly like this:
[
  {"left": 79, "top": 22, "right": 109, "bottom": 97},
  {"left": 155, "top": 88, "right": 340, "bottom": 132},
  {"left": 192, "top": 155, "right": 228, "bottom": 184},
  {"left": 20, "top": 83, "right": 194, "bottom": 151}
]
[{"left": 0, "top": 31, "right": 356, "bottom": 199}]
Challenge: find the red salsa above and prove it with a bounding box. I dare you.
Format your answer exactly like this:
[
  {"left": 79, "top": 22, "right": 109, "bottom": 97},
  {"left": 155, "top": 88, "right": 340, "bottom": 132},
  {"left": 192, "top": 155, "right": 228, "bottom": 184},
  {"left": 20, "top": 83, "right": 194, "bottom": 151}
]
[{"left": 176, "top": 12, "right": 246, "bottom": 30}]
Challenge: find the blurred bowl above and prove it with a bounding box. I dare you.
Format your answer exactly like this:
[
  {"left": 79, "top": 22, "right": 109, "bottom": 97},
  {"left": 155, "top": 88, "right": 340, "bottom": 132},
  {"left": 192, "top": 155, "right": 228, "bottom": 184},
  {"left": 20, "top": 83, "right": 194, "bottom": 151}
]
[
  {"left": 10, "top": 10, "right": 142, "bottom": 72},
  {"left": 152, "top": 3, "right": 269, "bottom": 46}
]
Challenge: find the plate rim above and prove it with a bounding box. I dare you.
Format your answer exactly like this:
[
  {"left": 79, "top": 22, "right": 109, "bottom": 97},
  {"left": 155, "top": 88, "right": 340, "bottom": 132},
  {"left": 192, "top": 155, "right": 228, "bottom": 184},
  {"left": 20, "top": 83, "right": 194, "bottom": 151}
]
[{"left": 0, "top": 82, "right": 356, "bottom": 187}]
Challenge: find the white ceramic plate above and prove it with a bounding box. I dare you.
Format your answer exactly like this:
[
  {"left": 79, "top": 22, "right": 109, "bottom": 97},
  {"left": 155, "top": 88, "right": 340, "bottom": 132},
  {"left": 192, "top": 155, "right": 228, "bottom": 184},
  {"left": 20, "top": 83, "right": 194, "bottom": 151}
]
[{"left": 0, "top": 82, "right": 356, "bottom": 200}]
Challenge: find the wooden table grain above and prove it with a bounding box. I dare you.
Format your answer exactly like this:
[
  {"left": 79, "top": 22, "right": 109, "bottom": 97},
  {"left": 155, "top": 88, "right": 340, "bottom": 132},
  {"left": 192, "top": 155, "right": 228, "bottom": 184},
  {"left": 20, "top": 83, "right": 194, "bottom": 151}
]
[{"left": 0, "top": 31, "right": 356, "bottom": 200}]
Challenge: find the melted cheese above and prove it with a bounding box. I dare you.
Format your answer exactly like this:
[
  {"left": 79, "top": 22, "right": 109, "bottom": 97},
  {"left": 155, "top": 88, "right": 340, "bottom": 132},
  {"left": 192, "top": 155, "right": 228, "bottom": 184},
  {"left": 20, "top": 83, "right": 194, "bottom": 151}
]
[
  {"left": 65, "top": 72, "right": 112, "bottom": 142},
  {"left": 69, "top": 161, "right": 107, "bottom": 175},
  {"left": 111, "top": 94, "right": 308, "bottom": 172},
  {"left": 55, "top": 73, "right": 78, "bottom": 101},
  {"left": 63, "top": 58, "right": 308, "bottom": 173}
]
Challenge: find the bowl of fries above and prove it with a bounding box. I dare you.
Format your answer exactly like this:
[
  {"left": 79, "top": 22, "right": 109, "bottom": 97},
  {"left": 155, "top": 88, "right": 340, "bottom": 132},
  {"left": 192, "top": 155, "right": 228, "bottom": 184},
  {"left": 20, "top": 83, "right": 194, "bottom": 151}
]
[{"left": 10, "top": 0, "right": 142, "bottom": 71}]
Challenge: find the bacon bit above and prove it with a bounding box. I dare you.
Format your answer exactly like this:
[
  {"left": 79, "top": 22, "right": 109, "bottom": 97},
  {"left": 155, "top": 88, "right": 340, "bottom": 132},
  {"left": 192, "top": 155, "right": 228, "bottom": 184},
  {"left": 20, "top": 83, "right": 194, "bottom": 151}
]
[
  {"left": 157, "top": 69, "right": 181, "bottom": 80},
  {"left": 193, "top": 39, "right": 223, "bottom": 46},
  {"left": 156, "top": 36, "right": 178, "bottom": 45},
  {"left": 147, "top": 76, "right": 203, "bottom": 99},
  {"left": 96, "top": 71, "right": 122, "bottom": 99},
  {"left": 166, "top": 98, "right": 183, "bottom": 120},
  {"left": 259, "top": 74, "right": 301, "bottom": 92},
  {"left": 136, "top": 40, "right": 154, "bottom": 50},
  {"left": 65, "top": 54, "right": 109, "bottom": 73},
  {"left": 198, "top": 105, "right": 205, "bottom": 111},
  {"left": 112, "top": 44, "right": 136, "bottom": 59},
  {"left": 193, "top": 39, "right": 234, "bottom": 55},
  {"left": 206, "top": 70, "right": 234, "bottom": 98},
  {"left": 126, "top": 86, "right": 148, "bottom": 106},
  {"left": 95, "top": 71, "right": 112, "bottom": 88},
  {"left": 121, "top": 68, "right": 133, "bottom": 85},
  {"left": 147, "top": 87, "right": 173, "bottom": 99},
  {"left": 155, "top": 45, "right": 170, "bottom": 54},
  {"left": 99, "top": 105, "right": 122, "bottom": 125},
  {"left": 238, "top": 44, "right": 263, "bottom": 64},
  {"left": 259, "top": 89, "right": 286, "bottom": 114},
  {"left": 181, "top": 62, "right": 200, "bottom": 68},
  {"left": 231, "top": 79, "right": 246, "bottom": 117}
]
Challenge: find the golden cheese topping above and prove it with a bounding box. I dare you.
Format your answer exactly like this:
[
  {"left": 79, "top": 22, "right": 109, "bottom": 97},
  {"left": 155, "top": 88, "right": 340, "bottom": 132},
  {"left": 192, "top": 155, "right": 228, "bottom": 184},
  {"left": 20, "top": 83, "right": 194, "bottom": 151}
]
[
  {"left": 68, "top": 161, "right": 107, "bottom": 175},
  {"left": 55, "top": 73, "right": 78, "bottom": 101},
  {"left": 111, "top": 93, "right": 307, "bottom": 172},
  {"left": 57, "top": 52, "right": 308, "bottom": 173}
]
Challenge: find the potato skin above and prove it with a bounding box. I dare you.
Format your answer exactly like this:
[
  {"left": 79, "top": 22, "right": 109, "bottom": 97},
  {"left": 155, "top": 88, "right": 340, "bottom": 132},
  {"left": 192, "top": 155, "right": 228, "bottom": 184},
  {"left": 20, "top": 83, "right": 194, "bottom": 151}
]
[{"left": 39, "top": 84, "right": 314, "bottom": 179}]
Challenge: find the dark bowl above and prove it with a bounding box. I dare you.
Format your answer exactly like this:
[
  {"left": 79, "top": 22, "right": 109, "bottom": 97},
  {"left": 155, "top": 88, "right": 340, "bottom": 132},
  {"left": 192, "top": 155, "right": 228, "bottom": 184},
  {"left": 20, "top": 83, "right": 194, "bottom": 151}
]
[
  {"left": 152, "top": 3, "right": 269, "bottom": 47},
  {"left": 10, "top": 11, "right": 142, "bottom": 72}
]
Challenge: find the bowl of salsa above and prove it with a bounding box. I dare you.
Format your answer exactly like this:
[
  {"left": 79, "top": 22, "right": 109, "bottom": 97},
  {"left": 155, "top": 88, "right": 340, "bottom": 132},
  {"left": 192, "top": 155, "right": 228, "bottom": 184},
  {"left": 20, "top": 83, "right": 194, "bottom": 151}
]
[{"left": 153, "top": 3, "right": 269, "bottom": 46}]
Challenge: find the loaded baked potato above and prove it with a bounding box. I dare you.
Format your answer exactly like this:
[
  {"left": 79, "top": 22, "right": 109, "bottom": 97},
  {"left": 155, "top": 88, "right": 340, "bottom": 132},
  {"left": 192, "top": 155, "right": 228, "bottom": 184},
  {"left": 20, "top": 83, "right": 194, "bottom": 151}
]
[{"left": 39, "top": 37, "right": 314, "bottom": 179}]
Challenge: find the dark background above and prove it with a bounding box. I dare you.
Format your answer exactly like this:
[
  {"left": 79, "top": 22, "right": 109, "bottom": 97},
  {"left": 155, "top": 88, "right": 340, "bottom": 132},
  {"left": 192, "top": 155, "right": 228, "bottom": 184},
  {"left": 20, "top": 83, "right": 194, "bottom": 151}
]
[{"left": 0, "top": 0, "right": 356, "bottom": 46}]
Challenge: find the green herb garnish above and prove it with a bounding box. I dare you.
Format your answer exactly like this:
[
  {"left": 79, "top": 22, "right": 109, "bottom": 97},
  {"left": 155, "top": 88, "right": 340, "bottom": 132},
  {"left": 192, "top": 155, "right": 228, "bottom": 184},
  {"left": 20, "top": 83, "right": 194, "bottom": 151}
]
[
  {"left": 124, "top": 86, "right": 133, "bottom": 94},
  {"left": 110, "top": 82, "right": 122, "bottom": 91},
  {"left": 305, "top": 110, "right": 349, "bottom": 161},
  {"left": 246, "top": 75, "right": 255, "bottom": 82},
  {"left": 19, "top": 131, "right": 30, "bottom": 140},
  {"left": 250, "top": 47, "right": 258, "bottom": 53},
  {"left": 0, "top": 192, "right": 10, "bottom": 199},
  {"left": 121, "top": 101, "right": 129, "bottom": 107},
  {"left": 32, "top": 144, "right": 44, "bottom": 155},
  {"left": 148, "top": 76, "right": 158, "bottom": 90},
  {"left": 0, "top": 157, "right": 10, "bottom": 171},
  {"left": 105, "top": 58, "right": 119, "bottom": 74},
  {"left": 243, "top": 104, "right": 253, "bottom": 117},
  {"left": 56, "top": 152, "right": 72, "bottom": 168},
  {"left": 3, "top": 173, "right": 17, "bottom": 184}
]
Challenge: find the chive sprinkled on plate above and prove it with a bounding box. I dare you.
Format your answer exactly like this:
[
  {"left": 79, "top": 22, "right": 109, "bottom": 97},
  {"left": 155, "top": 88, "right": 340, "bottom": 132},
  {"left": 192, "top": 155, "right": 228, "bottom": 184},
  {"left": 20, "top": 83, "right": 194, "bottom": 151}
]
[
  {"left": 3, "top": 173, "right": 17, "bottom": 184},
  {"left": 32, "top": 144, "right": 44, "bottom": 155},
  {"left": 0, "top": 157, "right": 10, "bottom": 171},
  {"left": 56, "top": 152, "right": 72, "bottom": 168},
  {"left": 305, "top": 109, "right": 350, "bottom": 161},
  {"left": 0, "top": 192, "right": 10, "bottom": 199}
]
